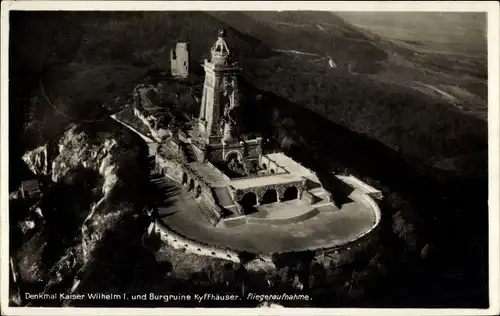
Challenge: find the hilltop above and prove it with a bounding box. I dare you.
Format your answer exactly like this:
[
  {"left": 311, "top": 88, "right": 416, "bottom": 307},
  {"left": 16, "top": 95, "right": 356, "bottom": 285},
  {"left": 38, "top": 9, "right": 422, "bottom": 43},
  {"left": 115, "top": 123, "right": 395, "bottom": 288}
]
[{"left": 8, "top": 11, "right": 489, "bottom": 308}]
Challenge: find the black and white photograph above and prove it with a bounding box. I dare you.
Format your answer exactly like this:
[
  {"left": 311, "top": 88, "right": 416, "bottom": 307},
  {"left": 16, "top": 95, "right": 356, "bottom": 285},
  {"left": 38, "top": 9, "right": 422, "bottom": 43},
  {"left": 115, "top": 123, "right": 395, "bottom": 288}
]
[{"left": 1, "top": 1, "right": 499, "bottom": 315}]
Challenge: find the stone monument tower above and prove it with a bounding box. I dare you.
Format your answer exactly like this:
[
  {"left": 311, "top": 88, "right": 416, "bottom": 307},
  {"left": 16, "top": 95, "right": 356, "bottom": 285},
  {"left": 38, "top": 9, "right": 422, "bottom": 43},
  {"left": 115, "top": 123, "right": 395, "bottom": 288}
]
[{"left": 198, "top": 28, "right": 242, "bottom": 144}]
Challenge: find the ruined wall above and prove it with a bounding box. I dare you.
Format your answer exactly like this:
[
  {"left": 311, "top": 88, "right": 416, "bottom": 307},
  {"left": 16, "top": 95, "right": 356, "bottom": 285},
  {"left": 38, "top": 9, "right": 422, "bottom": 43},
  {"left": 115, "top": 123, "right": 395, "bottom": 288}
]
[{"left": 170, "top": 42, "right": 190, "bottom": 79}]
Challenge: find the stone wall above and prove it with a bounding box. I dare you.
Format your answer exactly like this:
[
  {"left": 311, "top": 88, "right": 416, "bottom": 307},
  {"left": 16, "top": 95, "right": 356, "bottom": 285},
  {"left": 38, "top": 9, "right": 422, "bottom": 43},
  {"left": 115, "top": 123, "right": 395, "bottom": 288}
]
[
  {"left": 336, "top": 175, "right": 384, "bottom": 200},
  {"left": 205, "top": 139, "right": 262, "bottom": 164},
  {"left": 165, "top": 139, "right": 181, "bottom": 157},
  {"left": 155, "top": 152, "right": 224, "bottom": 224},
  {"left": 156, "top": 155, "right": 185, "bottom": 184},
  {"left": 232, "top": 178, "right": 307, "bottom": 202},
  {"left": 310, "top": 189, "right": 382, "bottom": 267},
  {"left": 260, "top": 155, "right": 288, "bottom": 174},
  {"left": 153, "top": 220, "right": 240, "bottom": 263},
  {"left": 152, "top": 171, "right": 382, "bottom": 269},
  {"left": 133, "top": 108, "right": 169, "bottom": 142},
  {"left": 197, "top": 195, "right": 223, "bottom": 225},
  {"left": 191, "top": 144, "right": 205, "bottom": 162},
  {"left": 206, "top": 161, "right": 231, "bottom": 183},
  {"left": 243, "top": 139, "right": 263, "bottom": 160}
]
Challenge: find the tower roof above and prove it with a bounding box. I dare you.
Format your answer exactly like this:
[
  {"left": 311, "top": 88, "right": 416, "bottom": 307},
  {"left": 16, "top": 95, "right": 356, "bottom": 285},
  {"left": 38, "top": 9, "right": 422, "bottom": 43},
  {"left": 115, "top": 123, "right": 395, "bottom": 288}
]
[
  {"left": 218, "top": 27, "right": 227, "bottom": 38},
  {"left": 211, "top": 27, "right": 232, "bottom": 64}
]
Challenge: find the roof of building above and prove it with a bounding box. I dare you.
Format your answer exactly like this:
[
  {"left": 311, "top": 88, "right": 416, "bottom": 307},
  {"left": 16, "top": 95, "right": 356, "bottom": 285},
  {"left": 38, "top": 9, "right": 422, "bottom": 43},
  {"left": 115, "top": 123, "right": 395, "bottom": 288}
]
[{"left": 21, "top": 179, "right": 40, "bottom": 192}]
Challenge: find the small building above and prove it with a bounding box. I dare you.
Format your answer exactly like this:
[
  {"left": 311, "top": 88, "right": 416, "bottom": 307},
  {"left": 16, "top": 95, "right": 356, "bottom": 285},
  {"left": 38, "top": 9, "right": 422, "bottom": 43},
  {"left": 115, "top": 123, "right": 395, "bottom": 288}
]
[
  {"left": 20, "top": 179, "right": 42, "bottom": 200},
  {"left": 170, "top": 42, "right": 190, "bottom": 79}
]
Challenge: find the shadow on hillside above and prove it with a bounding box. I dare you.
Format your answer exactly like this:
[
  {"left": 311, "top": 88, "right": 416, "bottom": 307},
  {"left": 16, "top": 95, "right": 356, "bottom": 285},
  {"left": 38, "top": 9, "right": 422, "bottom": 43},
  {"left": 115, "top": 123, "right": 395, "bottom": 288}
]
[
  {"left": 212, "top": 11, "right": 388, "bottom": 75},
  {"left": 238, "top": 79, "right": 488, "bottom": 307},
  {"left": 316, "top": 174, "right": 356, "bottom": 208},
  {"left": 241, "top": 77, "right": 487, "bottom": 203},
  {"left": 38, "top": 167, "right": 103, "bottom": 268}
]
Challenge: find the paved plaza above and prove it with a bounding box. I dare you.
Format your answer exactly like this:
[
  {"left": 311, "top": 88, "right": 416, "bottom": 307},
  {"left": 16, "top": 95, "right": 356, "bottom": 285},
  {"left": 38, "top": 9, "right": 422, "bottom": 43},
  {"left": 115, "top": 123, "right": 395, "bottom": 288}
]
[{"left": 158, "top": 178, "right": 377, "bottom": 253}]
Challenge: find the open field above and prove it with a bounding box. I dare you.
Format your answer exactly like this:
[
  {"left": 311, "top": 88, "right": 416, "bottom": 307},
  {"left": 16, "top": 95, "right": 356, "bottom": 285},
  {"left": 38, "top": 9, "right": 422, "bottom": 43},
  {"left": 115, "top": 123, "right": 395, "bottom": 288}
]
[{"left": 336, "top": 12, "right": 486, "bottom": 56}]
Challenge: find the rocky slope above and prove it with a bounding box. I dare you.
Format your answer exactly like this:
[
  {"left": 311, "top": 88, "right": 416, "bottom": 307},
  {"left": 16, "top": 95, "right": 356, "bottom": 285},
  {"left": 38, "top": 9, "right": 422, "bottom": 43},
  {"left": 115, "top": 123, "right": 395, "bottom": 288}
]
[{"left": 13, "top": 122, "right": 149, "bottom": 305}]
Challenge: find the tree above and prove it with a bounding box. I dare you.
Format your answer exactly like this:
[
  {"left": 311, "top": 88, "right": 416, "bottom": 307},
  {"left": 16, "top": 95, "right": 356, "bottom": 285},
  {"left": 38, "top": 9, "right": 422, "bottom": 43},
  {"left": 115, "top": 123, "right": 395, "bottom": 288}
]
[
  {"left": 392, "top": 211, "right": 419, "bottom": 251},
  {"left": 420, "top": 243, "right": 432, "bottom": 260}
]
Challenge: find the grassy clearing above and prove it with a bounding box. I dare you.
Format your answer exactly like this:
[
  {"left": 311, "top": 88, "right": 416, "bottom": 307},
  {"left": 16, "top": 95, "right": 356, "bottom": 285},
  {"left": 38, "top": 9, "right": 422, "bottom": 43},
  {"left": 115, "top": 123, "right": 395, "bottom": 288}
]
[{"left": 336, "top": 12, "right": 486, "bottom": 56}]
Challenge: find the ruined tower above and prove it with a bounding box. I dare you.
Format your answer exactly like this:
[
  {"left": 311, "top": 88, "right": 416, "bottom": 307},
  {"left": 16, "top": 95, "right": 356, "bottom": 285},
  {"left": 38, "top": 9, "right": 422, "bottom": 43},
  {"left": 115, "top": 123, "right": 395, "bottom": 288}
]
[
  {"left": 198, "top": 28, "right": 242, "bottom": 144},
  {"left": 170, "top": 42, "right": 190, "bottom": 79}
]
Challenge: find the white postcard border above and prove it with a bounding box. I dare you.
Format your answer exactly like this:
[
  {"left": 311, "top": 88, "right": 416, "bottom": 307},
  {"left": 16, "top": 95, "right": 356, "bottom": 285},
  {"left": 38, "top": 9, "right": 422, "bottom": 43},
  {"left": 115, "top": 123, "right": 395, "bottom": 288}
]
[{"left": 1, "top": 1, "right": 498, "bottom": 316}]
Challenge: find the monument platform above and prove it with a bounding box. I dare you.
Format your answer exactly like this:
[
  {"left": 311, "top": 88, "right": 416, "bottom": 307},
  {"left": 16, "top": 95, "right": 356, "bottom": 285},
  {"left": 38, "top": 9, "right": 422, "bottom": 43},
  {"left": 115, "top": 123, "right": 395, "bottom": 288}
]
[
  {"left": 230, "top": 173, "right": 304, "bottom": 190},
  {"left": 157, "top": 176, "right": 378, "bottom": 253}
]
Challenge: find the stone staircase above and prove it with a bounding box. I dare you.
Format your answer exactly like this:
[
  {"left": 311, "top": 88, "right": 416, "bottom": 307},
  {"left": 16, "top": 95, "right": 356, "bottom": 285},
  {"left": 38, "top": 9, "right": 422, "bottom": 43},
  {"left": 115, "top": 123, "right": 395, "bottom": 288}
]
[
  {"left": 149, "top": 170, "right": 170, "bottom": 189},
  {"left": 212, "top": 187, "right": 239, "bottom": 215},
  {"left": 303, "top": 187, "right": 331, "bottom": 205},
  {"left": 148, "top": 158, "right": 182, "bottom": 215}
]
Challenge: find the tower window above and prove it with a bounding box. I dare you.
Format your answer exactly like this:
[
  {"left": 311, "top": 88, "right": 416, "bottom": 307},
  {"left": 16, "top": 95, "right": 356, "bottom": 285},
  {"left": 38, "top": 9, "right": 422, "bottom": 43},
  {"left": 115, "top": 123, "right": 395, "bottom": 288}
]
[{"left": 172, "top": 49, "right": 177, "bottom": 60}]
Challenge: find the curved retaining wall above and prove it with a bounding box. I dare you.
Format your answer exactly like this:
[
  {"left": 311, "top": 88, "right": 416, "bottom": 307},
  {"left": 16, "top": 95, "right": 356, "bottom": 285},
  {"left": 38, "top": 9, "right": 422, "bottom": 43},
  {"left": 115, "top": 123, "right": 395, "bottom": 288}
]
[
  {"left": 245, "top": 208, "right": 320, "bottom": 225},
  {"left": 152, "top": 188, "right": 382, "bottom": 268},
  {"left": 153, "top": 220, "right": 242, "bottom": 263}
]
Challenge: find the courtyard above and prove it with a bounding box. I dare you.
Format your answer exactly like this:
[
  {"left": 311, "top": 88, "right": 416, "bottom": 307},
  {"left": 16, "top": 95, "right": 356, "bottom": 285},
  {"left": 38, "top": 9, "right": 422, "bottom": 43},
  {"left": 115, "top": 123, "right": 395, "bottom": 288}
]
[{"left": 156, "top": 177, "right": 377, "bottom": 254}]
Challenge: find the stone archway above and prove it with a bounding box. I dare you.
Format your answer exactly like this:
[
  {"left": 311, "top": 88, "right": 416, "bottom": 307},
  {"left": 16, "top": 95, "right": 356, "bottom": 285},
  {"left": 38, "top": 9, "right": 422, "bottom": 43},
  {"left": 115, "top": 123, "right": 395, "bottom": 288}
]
[
  {"left": 182, "top": 173, "right": 188, "bottom": 186},
  {"left": 282, "top": 186, "right": 299, "bottom": 201},
  {"left": 261, "top": 189, "right": 278, "bottom": 205},
  {"left": 240, "top": 192, "right": 258, "bottom": 214},
  {"left": 188, "top": 179, "right": 195, "bottom": 192},
  {"left": 195, "top": 185, "right": 202, "bottom": 198},
  {"left": 225, "top": 151, "right": 242, "bottom": 163}
]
